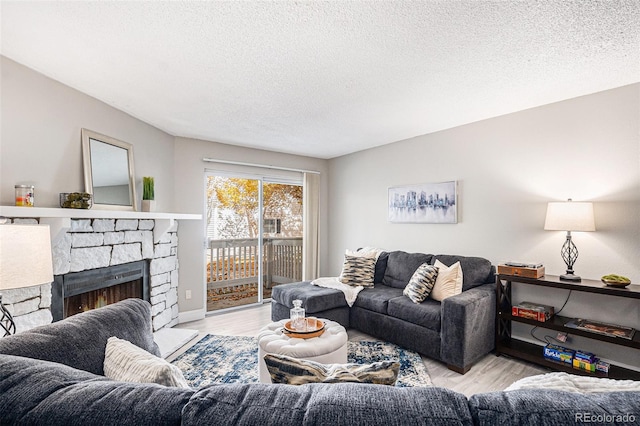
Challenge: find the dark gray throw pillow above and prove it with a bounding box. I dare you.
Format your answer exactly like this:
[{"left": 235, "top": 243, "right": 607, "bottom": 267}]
[
  {"left": 0, "top": 298, "right": 159, "bottom": 376},
  {"left": 374, "top": 251, "right": 389, "bottom": 283},
  {"left": 264, "top": 353, "right": 399, "bottom": 386}
]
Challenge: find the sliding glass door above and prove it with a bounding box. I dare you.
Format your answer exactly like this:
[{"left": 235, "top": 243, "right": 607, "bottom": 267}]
[{"left": 205, "top": 172, "right": 302, "bottom": 313}]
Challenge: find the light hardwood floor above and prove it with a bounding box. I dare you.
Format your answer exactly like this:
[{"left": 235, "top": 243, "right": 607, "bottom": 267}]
[{"left": 172, "top": 302, "right": 548, "bottom": 397}]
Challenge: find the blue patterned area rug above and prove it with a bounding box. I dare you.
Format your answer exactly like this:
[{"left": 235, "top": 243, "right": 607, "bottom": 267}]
[{"left": 171, "top": 334, "right": 432, "bottom": 388}]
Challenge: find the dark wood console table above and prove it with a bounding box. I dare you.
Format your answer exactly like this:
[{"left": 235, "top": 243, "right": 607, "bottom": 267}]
[{"left": 496, "top": 274, "right": 640, "bottom": 380}]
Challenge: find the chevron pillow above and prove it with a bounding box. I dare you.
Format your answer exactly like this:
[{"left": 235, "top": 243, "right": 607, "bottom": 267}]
[
  {"left": 339, "top": 254, "right": 377, "bottom": 287},
  {"left": 403, "top": 263, "right": 439, "bottom": 303},
  {"left": 264, "top": 353, "right": 399, "bottom": 386}
]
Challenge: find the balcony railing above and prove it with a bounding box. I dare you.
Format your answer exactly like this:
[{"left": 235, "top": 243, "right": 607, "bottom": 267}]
[{"left": 207, "top": 237, "right": 302, "bottom": 293}]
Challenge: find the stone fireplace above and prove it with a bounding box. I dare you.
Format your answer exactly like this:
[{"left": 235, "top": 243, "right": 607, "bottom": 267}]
[{"left": 3, "top": 217, "right": 180, "bottom": 332}]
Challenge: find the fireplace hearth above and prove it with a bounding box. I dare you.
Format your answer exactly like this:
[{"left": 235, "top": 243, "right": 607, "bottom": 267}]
[{"left": 52, "top": 260, "right": 149, "bottom": 322}]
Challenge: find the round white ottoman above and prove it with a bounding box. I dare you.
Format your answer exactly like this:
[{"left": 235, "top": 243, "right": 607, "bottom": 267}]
[{"left": 257, "top": 319, "right": 348, "bottom": 383}]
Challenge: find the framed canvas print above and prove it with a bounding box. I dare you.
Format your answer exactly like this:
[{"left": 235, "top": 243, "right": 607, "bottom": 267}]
[{"left": 388, "top": 181, "right": 457, "bottom": 223}]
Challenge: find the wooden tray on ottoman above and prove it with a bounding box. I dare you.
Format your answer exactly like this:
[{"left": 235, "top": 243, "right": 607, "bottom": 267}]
[{"left": 283, "top": 318, "right": 325, "bottom": 339}]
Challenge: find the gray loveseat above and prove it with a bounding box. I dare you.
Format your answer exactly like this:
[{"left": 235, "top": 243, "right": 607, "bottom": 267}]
[
  {"left": 1, "top": 299, "right": 639, "bottom": 425},
  {"left": 272, "top": 251, "right": 496, "bottom": 373}
]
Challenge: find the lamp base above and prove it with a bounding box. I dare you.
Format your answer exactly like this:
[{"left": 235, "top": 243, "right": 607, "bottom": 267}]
[
  {"left": 560, "top": 273, "right": 582, "bottom": 282},
  {"left": 0, "top": 293, "right": 17, "bottom": 336}
]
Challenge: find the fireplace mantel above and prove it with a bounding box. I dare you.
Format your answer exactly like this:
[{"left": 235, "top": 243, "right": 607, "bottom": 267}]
[{"left": 0, "top": 206, "right": 201, "bottom": 243}]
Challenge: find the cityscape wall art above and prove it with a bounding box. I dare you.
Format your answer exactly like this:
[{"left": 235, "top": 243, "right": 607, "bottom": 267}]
[{"left": 388, "top": 181, "right": 457, "bottom": 224}]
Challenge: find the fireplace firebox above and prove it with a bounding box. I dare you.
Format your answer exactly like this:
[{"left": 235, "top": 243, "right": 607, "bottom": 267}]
[{"left": 52, "top": 260, "right": 149, "bottom": 322}]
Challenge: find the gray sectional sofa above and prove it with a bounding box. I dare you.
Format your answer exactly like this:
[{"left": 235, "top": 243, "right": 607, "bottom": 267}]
[
  {"left": 272, "top": 251, "right": 496, "bottom": 373},
  {"left": 2, "top": 299, "right": 639, "bottom": 425}
]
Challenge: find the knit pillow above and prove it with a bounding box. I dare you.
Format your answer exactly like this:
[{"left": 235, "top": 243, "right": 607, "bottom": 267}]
[
  {"left": 104, "top": 336, "right": 190, "bottom": 388},
  {"left": 429, "top": 260, "right": 463, "bottom": 301},
  {"left": 264, "top": 353, "right": 399, "bottom": 386},
  {"left": 339, "top": 254, "right": 377, "bottom": 287},
  {"left": 403, "top": 263, "right": 439, "bottom": 303}
]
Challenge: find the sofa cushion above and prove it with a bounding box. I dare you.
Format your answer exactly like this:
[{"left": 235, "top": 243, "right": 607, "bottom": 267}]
[
  {"left": 0, "top": 298, "right": 160, "bottom": 376},
  {"left": 432, "top": 255, "right": 493, "bottom": 291},
  {"left": 0, "top": 354, "right": 194, "bottom": 426},
  {"left": 271, "top": 281, "right": 349, "bottom": 313},
  {"left": 382, "top": 251, "right": 433, "bottom": 288},
  {"left": 403, "top": 263, "right": 439, "bottom": 303},
  {"left": 264, "top": 353, "right": 399, "bottom": 385},
  {"left": 184, "top": 383, "right": 474, "bottom": 426},
  {"left": 352, "top": 284, "right": 404, "bottom": 314},
  {"left": 387, "top": 296, "right": 442, "bottom": 332},
  {"left": 104, "top": 336, "right": 190, "bottom": 388},
  {"left": 469, "top": 389, "right": 640, "bottom": 426}
]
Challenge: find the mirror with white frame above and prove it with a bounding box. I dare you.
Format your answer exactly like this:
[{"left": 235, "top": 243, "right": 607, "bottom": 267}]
[{"left": 82, "top": 129, "right": 137, "bottom": 211}]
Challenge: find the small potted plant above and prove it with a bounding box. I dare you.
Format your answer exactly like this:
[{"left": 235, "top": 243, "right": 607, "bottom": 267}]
[{"left": 142, "top": 176, "right": 155, "bottom": 212}]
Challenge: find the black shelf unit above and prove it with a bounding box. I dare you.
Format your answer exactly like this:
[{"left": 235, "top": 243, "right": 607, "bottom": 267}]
[{"left": 496, "top": 274, "right": 640, "bottom": 381}]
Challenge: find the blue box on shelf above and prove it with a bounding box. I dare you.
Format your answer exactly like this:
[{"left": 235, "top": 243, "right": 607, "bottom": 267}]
[
  {"left": 543, "top": 344, "right": 575, "bottom": 365},
  {"left": 575, "top": 350, "right": 598, "bottom": 363}
]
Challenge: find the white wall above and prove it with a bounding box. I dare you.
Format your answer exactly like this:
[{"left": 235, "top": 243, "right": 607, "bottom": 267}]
[
  {"left": 4, "top": 55, "right": 639, "bottom": 368},
  {"left": 328, "top": 83, "right": 640, "bottom": 369},
  {"left": 1, "top": 56, "right": 330, "bottom": 323},
  {"left": 0, "top": 56, "right": 175, "bottom": 210},
  {"left": 172, "top": 137, "right": 329, "bottom": 316}
]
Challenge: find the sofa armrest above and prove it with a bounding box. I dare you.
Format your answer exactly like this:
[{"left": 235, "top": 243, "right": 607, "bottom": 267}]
[
  {"left": 440, "top": 282, "right": 495, "bottom": 373},
  {"left": 0, "top": 354, "right": 193, "bottom": 425},
  {"left": 469, "top": 389, "right": 640, "bottom": 426}
]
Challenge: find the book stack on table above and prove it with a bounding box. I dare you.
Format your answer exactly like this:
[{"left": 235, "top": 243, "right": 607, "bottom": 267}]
[{"left": 512, "top": 301, "right": 555, "bottom": 322}]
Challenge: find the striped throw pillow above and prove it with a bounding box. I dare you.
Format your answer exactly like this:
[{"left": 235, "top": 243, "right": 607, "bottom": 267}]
[
  {"left": 264, "top": 353, "right": 399, "bottom": 386},
  {"left": 339, "top": 254, "right": 377, "bottom": 287},
  {"left": 403, "top": 263, "right": 439, "bottom": 303}
]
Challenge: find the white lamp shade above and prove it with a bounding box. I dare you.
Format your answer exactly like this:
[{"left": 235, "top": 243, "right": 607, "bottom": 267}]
[
  {"left": 544, "top": 201, "right": 595, "bottom": 232},
  {"left": 0, "top": 225, "right": 54, "bottom": 291}
]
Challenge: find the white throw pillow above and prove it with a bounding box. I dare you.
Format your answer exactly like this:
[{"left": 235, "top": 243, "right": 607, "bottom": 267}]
[
  {"left": 345, "top": 247, "right": 381, "bottom": 259},
  {"left": 429, "top": 260, "right": 463, "bottom": 301},
  {"left": 104, "top": 336, "right": 190, "bottom": 388}
]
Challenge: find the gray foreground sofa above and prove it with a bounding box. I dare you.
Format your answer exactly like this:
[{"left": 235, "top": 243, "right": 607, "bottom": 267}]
[
  {"left": 272, "top": 251, "right": 496, "bottom": 373},
  {"left": 1, "top": 299, "right": 639, "bottom": 426}
]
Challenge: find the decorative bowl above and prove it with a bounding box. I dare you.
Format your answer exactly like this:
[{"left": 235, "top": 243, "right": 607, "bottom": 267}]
[
  {"left": 60, "top": 192, "right": 92, "bottom": 209},
  {"left": 601, "top": 278, "right": 631, "bottom": 288},
  {"left": 283, "top": 318, "right": 325, "bottom": 339}
]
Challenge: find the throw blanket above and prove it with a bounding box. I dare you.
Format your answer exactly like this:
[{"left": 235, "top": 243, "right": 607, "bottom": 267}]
[
  {"left": 505, "top": 372, "right": 640, "bottom": 394},
  {"left": 312, "top": 277, "right": 363, "bottom": 307}
]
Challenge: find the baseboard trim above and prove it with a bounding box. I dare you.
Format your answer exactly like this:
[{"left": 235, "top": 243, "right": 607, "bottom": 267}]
[{"left": 178, "top": 308, "right": 205, "bottom": 324}]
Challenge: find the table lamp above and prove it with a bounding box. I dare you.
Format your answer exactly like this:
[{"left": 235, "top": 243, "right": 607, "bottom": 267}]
[
  {"left": 544, "top": 199, "right": 595, "bottom": 282},
  {"left": 0, "top": 224, "right": 54, "bottom": 336}
]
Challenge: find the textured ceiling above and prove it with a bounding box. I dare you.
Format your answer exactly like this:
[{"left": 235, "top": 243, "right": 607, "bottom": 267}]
[{"left": 1, "top": 1, "right": 639, "bottom": 159}]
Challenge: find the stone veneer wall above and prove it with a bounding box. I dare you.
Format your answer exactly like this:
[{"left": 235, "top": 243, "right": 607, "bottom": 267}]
[{"left": 3, "top": 218, "right": 179, "bottom": 332}]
